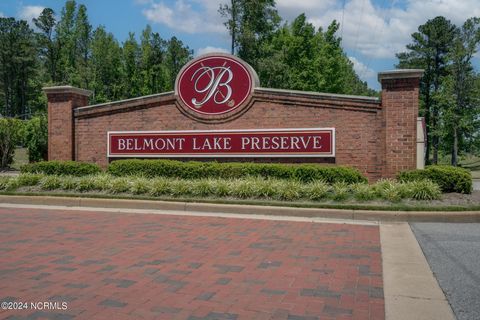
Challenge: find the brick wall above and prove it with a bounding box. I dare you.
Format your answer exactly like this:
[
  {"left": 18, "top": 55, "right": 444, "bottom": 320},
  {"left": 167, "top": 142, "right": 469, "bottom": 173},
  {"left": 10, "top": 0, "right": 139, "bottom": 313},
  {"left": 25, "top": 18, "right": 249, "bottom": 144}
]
[{"left": 44, "top": 70, "right": 423, "bottom": 182}]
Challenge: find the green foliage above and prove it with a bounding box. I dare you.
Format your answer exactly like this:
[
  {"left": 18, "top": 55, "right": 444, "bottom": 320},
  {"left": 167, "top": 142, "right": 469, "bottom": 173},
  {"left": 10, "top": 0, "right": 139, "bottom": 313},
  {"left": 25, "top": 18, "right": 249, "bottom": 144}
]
[
  {"left": 397, "top": 16, "right": 480, "bottom": 164},
  {"left": 0, "top": 17, "right": 41, "bottom": 118},
  {"left": 3, "top": 173, "right": 447, "bottom": 203},
  {"left": 107, "top": 159, "right": 367, "bottom": 184},
  {"left": 130, "top": 177, "right": 150, "bottom": 195},
  {"left": 23, "top": 114, "right": 48, "bottom": 162},
  {"left": 16, "top": 173, "right": 44, "bottom": 186},
  {"left": 107, "top": 177, "right": 130, "bottom": 194},
  {"left": 403, "top": 180, "right": 442, "bottom": 200},
  {"left": 397, "top": 165, "right": 472, "bottom": 194},
  {"left": 0, "top": 118, "right": 24, "bottom": 169},
  {"left": 39, "top": 175, "right": 61, "bottom": 190},
  {"left": 305, "top": 180, "right": 331, "bottom": 201},
  {"left": 352, "top": 183, "right": 377, "bottom": 201},
  {"left": 21, "top": 161, "right": 101, "bottom": 176}
]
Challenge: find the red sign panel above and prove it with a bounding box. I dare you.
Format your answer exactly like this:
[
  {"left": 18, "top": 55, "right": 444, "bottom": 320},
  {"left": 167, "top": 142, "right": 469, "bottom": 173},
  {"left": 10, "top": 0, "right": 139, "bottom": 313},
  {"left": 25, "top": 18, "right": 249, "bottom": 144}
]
[
  {"left": 108, "top": 128, "right": 335, "bottom": 158},
  {"left": 175, "top": 54, "right": 255, "bottom": 115}
]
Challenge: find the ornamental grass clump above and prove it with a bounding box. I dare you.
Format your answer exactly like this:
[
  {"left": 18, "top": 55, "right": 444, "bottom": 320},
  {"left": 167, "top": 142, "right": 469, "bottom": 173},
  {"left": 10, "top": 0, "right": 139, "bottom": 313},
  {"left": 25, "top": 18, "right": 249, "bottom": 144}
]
[
  {"left": 60, "top": 176, "right": 78, "bottom": 190},
  {"left": 331, "top": 182, "right": 351, "bottom": 201},
  {"left": 16, "top": 173, "right": 44, "bottom": 187},
  {"left": 75, "top": 176, "right": 97, "bottom": 192},
  {"left": 107, "top": 177, "right": 131, "bottom": 194},
  {"left": 0, "top": 176, "right": 11, "bottom": 191},
  {"left": 352, "top": 183, "right": 376, "bottom": 201},
  {"left": 39, "top": 175, "right": 61, "bottom": 190},
  {"left": 275, "top": 180, "right": 304, "bottom": 201},
  {"left": 305, "top": 180, "right": 331, "bottom": 201},
  {"left": 91, "top": 173, "right": 112, "bottom": 191},
  {"left": 231, "top": 178, "right": 258, "bottom": 199},
  {"left": 168, "top": 179, "right": 194, "bottom": 197},
  {"left": 130, "top": 177, "right": 151, "bottom": 195},
  {"left": 403, "top": 180, "right": 441, "bottom": 200},
  {"left": 149, "top": 178, "right": 170, "bottom": 196},
  {"left": 191, "top": 178, "right": 217, "bottom": 197},
  {"left": 252, "top": 178, "right": 278, "bottom": 199}
]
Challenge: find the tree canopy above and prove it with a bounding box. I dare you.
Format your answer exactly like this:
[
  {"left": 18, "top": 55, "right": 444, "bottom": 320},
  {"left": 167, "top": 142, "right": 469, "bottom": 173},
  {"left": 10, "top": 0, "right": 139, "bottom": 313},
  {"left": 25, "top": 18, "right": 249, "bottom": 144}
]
[{"left": 0, "top": 0, "right": 376, "bottom": 119}]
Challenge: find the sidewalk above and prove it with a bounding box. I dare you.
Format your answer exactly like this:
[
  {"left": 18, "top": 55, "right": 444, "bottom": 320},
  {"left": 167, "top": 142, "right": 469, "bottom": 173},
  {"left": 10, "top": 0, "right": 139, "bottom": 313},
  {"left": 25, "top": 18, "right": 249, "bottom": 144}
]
[{"left": 0, "top": 202, "right": 455, "bottom": 319}]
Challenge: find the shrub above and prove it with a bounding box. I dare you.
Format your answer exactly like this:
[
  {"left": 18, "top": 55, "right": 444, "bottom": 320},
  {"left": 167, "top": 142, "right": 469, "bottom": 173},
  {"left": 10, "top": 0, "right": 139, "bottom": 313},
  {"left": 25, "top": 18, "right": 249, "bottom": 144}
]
[
  {"left": 75, "top": 176, "right": 97, "bottom": 192},
  {"left": 0, "top": 118, "right": 24, "bottom": 169},
  {"left": 16, "top": 173, "right": 44, "bottom": 187},
  {"left": 23, "top": 115, "right": 48, "bottom": 162},
  {"left": 60, "top": 176, "right": 78, "bottom": 190},
  {"left": 403, "top": 180, "right": 442, "bottom": 200},
  {"left": 352, "top": 183, "right": 376, "bottom": 201},
  {"left": 0, "top": 176, "right": 11, "bottom": 191},
  {"left": 274, "top": 180, "right": 304, "bottom": 201},
  {"left": 39, "top": 175, "right": 61, "bottom": 190},
  {"left": 398, "top": 165, "right": 472, "bottom": 194},
  {"left": 107, "top": 177, "right": 131, "bottom": 194},
  {"left": 149, "top": 178, "right": 170, "bottom": 196},
  {"left": 305, "top": 180, "right": 331, "bottom": 201},
  {"left": 332, "top": 182, "right": 351, "bottom": 201},
  {"left": 21, "top": 161, "right": 101, "bottom": 176},
  {"left": 130, "top": 178, "right": 151, "bottom": 195},
  {"left": 107, "top": 159, "right": 367, "bottom": 183},
  {"left": 373, "top": 179, "right": 404, "bottom": 202}
]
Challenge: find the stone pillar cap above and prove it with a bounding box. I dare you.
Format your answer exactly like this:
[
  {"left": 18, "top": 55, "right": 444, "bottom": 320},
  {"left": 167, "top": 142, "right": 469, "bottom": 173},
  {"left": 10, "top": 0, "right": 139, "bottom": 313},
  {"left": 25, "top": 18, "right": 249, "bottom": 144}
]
[
  {"left": 43, "top": 85, "right": 93, "bottom": 97},
  {"left": 378, "top": 69, "right": 424, "bottom": 82}
]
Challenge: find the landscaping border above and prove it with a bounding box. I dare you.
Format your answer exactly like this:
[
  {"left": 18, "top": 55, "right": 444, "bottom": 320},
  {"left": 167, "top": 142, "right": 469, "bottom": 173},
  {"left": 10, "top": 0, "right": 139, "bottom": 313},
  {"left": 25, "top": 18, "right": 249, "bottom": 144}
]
[{"left": 1, "top": 194, "right": 479, "bottom": 222}]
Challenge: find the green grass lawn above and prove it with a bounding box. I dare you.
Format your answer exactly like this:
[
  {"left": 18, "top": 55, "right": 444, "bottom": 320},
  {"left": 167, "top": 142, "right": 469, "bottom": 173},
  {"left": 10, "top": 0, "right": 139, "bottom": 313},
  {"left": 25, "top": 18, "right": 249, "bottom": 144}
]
[{"left": 11, "top": 148, "right": 28, "bottom": 171}]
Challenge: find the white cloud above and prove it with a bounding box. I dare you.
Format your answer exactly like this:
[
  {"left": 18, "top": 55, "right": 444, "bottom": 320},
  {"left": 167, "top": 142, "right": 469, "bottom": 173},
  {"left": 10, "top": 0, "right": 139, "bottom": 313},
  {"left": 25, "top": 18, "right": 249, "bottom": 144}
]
[
  {"left": 18, "top": 5, "right": 45, "bottom": 25},
  {"left": 278, "top": 0, "right": 480, "bottom": 59},
  {"left": 196, "top": 46, "right": 229, "bottom": 56},
  {"left": 142, "top": 0, "right": 225, "bottom": 34},
  {"left": 349, "top": 56, "right": 375, "bottom": 80}
]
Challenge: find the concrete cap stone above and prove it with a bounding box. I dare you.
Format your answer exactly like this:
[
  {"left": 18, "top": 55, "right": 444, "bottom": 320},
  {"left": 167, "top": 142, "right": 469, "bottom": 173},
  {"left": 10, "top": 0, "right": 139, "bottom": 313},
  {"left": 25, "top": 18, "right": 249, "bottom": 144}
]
[
  {"left": 378, "top": 69, "right": 424, "bottom": 82},
  {"left": 43, "top": 85, "right": 93, "bottom": 97}
]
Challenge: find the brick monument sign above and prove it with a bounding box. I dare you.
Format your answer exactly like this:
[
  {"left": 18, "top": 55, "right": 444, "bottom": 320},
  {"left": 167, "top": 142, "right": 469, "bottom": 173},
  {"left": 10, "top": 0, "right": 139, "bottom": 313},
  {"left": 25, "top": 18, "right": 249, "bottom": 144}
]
[{"left": 44, "top": 53, "right": 423, "bottom": 181}]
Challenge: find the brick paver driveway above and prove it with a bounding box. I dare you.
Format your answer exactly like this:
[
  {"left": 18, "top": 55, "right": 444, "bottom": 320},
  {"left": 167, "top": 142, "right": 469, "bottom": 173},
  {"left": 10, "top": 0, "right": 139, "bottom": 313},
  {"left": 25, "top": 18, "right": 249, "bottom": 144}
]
[{"left": 0, "top": 207, "right": 384, "bottom": 320}]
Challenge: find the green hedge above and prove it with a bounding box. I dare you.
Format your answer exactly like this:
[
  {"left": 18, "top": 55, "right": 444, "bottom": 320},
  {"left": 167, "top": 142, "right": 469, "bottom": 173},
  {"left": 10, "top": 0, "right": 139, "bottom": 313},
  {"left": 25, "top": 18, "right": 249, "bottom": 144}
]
[
  {"left": 21, "top": 161, "right": 101, "bottom": 176},
  {"left": 107, "top": 159, "right": 367, "bottom": 184},
  {"left": 397, "top": 165, "right": 472, "bottom": 194}
]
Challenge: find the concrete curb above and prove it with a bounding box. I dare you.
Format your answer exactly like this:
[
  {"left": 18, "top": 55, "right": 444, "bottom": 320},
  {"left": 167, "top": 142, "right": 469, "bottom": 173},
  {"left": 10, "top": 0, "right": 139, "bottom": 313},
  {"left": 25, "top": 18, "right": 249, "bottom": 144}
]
[
  {"left": 1, "top": 195, "right": 480, "bottom": 222},
  {"left": 381, "top": 223, "right": 455, "bottom": 320}
]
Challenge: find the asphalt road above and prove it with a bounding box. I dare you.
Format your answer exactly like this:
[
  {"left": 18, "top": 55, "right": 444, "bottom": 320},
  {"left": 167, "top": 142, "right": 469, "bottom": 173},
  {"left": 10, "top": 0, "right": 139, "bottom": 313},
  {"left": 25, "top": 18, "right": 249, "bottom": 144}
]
[{"left": 410, "top": 223, "right": 480, "bottom": 320}]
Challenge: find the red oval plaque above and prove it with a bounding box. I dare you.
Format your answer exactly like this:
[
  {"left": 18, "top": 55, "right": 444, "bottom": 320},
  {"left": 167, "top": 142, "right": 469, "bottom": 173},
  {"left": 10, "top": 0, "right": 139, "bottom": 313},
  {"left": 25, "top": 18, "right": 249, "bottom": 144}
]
[{"left": 175, "top": 54, "right": 256, "bottom": 116}]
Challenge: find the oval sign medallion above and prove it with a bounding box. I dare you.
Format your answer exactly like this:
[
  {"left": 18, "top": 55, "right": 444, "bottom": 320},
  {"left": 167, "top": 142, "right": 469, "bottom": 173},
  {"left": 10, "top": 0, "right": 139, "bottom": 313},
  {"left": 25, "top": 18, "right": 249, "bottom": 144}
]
[{"left": 175, "top": 53, "right": 258, "bottom": 120}]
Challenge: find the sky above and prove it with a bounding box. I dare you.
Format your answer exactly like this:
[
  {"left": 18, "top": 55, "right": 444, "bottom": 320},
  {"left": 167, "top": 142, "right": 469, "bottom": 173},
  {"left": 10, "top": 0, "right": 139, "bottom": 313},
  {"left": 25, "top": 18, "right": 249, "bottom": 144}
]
[{"left": 1, "top": 0, "right": 480, "bottom": 91}]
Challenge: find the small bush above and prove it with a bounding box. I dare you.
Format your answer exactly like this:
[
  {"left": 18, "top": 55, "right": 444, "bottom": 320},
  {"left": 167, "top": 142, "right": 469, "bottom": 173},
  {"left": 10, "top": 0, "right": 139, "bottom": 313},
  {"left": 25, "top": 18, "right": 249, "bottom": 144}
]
[
  {"left": 108, "top": 177, "right": 130, "bottom": 194},
  {"left": 107, "top": 159, "right": 367, "bottom": 184},
  {"left": 332, "top": 182, "right": 351, "bottom": 201},
  {"left": 352, "top": 183, "right": 376, "bottom": 201},
  {"left": 23, "top": 115, "right": 48, "bottom": 162},
  {"left": 305, "top": 181, "right": 331, "bottom": 201},
  {"left": 60, "top": 176, "right": 78, "bottom": 190},
  {"left": 403, "top": 180, "right": 442, "bottom": 200},
  {"left": 91, "top": 173, "right": 111, "bottom": 191},
  {"left": 21, "top": 161, "right": 101, "bottom": 177},
  {"left": 149, "top": 178, "right": 170, "bottom": 196},
  {"left": 39, "top": 175, "right": 61, "bottom": 190},
  {"left": 275, "top": 180, "right": 304, "bottom": 201},
  {"left": 75, "top": 176, "right": 97, "bottom": 192},
  {"left": 0, "top": 176, "right": 11, "bottom": 191},
  {"left": 16, "top": 173, "right": 44, "bottom": 187},
  {"left": 373, "top": 179, "right": 404, "bottom": 202},
  {"left": 0, "top": 118, "right": 23, "bottom": 169},
  {"left": 398, "top": 165, "right": 472, "bottom": 194},
  {"left": 130, "top": 178, "right": 150, "bottom": 195}
]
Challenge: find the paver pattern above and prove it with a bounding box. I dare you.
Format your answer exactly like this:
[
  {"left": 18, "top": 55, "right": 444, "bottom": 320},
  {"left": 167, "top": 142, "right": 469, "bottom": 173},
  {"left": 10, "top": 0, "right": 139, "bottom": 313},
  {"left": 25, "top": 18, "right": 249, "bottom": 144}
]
[{"left": 0, "top": 207, "right": 384, "bottom": 320}]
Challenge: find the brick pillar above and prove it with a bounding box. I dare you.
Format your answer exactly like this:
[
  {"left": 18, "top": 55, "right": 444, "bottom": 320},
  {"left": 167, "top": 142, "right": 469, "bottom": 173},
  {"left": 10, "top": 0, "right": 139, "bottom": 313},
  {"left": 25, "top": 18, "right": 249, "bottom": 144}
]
[
  {"left": 378, "top": 69, "right": 424, "bottom": 178},
  {"left": 43, "top": 86, "right": 92, "bottom": 161}
]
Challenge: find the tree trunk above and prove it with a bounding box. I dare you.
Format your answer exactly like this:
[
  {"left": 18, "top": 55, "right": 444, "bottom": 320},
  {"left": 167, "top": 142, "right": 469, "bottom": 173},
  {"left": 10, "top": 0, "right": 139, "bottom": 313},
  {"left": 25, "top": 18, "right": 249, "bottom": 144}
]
[
  {"left": 451, "top": 126, "right": 458, "bottom": 166},
  {"left": 424, "top": 91, "right": 431, "bottom": 165}
]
